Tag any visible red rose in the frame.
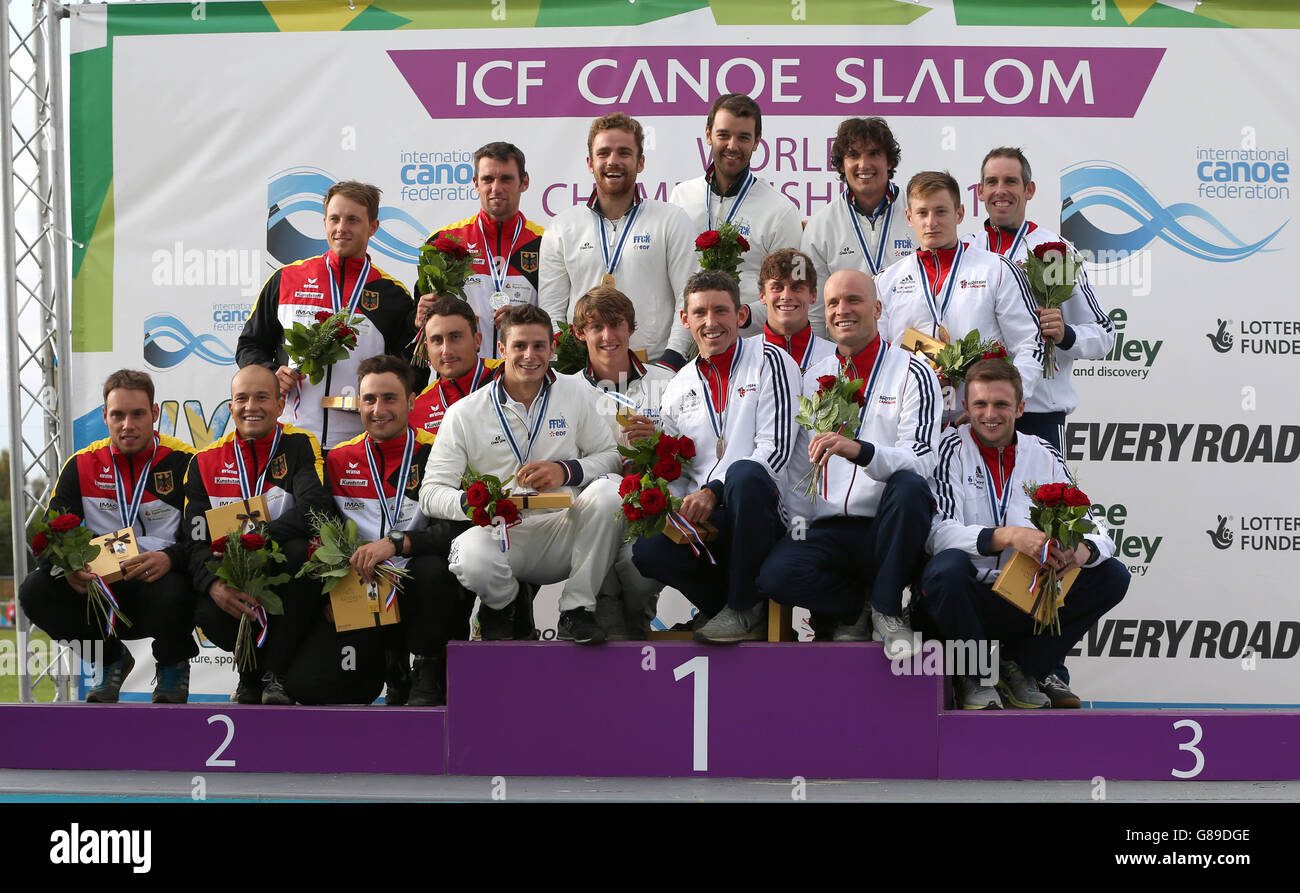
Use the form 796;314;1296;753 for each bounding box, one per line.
852;384;867;407
465;481;491;508
678;437;696;460
432;235;470;258
240;533;266;551
654;435;680;460
496;498;521;525
1034;483;1068;506
816;375;837;395
31;531;48;554
622;504;645;522
695;231;722;251
639;487;667;515
472;508;490;526
981;343;1009;360
338;326;356;341
308;537;322;560
314;311;332;323
1063;487;1091;508
211;535;229;556
1031;241;1069;262
736;235;750;252
50;513;81;533
619;474;642;497
652;459;682;482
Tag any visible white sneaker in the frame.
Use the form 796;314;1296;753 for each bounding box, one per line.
871;608;917;660
955;675;1002;710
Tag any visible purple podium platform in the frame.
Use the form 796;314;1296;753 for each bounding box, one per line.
0;703;446;775
445;641;942;778
940;710;1300;781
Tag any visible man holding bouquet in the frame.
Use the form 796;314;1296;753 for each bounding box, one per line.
757;269;941;655
185;365;334;704
237;180;417;448
420;304;623;645
920;360;1129;709
19;370;197;703
632;270;802;644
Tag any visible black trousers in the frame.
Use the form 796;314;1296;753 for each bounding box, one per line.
18;566;198;665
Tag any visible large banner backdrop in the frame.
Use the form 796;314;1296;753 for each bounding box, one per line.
69;1;1299;705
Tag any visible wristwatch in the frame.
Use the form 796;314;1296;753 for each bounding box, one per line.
387;528;406;556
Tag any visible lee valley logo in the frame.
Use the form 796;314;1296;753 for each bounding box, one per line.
1073;307;1160;380
1093;502;1160;576
1207;514;1300;551
1206;317;1300;355
49;824;151;873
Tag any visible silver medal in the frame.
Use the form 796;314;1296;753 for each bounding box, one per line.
715;437;726;459
489;290;510;311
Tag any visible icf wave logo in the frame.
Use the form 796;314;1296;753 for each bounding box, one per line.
1060;160;1287;263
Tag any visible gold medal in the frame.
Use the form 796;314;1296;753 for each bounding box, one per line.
601;273;616;288
937;325;951;344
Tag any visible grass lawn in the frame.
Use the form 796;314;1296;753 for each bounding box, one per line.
0;628;65;703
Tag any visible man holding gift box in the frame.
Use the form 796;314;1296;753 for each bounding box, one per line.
288;355;468;706
920;360;1129;709
237;180;418;448
420;304;624;645
757;268;941;654
411;296;502;435
19;370;197;703
876;171;1046;418
669;94;803;337
572;285;675;639
184;364;334;704
633;269;802;644
539;113;698;370
749;248;836;373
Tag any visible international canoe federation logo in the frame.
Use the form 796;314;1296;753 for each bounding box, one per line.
1207;515;1233;550
143;314;237;370
267;165;432;269
1207;319;1233;353
1060;160;1287;263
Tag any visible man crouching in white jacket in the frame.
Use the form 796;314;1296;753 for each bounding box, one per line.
419;304;623;645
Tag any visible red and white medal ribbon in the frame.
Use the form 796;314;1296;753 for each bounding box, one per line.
667;511;717;565
252;603;270;648
1027;539;1051;597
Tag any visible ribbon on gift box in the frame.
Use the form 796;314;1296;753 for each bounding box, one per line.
102;531;133;556
666;511;717;565
236;499;263;529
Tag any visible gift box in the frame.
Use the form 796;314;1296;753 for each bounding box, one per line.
516;491;572;510
900;327;946;371
329;568;401;632
993;550;1080;624
205;495;270;538
86;528;139;584
662;517;719;546
320;395;360;411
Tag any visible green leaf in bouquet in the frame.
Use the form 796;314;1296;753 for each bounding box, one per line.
254;588;285;615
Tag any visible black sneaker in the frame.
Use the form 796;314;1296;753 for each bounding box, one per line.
261;672;293;706
478;600;517;641
151;660;191;704
407;655;446;707
232;669;262;704
384;652;411;706
86;647;135;703
557;608;607;645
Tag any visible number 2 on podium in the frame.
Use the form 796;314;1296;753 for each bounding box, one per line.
674;656;709;772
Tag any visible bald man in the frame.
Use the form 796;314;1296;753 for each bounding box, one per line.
184;364;334;705
757;268;941;654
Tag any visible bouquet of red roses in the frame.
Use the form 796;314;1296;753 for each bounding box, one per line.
413;234;478;366
618;431;696;480
1021;479;1096;635
695;220;749;282
283;309;366;385
461;464;521;550
1019;241;1082;380
207;529;290;671
551;321;589;375
794;368;866;497
616;473;683;542
30;509;133;636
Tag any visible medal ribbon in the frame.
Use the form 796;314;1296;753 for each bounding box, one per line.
89;574;120;637
988;220;1029;261
364;428;415;535
493;377;552;466
980;449;1015;528
592;200;642;279
252;603;270;647
916;242;966;338
666;511;717;565
845;186;895;276
696;337;742;447
328;254;371;317
232;426;282;501
707;169;756;231
478;213;525;293
111;432;159;532
1027;539;1052;597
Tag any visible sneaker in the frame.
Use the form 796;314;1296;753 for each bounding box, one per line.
407;656;446;707
871;608;918;660
86;647;135;703
955;674;1003;710
383;651;411;706
694;602;767;645
232;669;262;704
832;604;872;642
1040;673;1082;709
478;600;517;641
556;608;607;645
996;659;1050;709
261;672;293;706
151;660;191;704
